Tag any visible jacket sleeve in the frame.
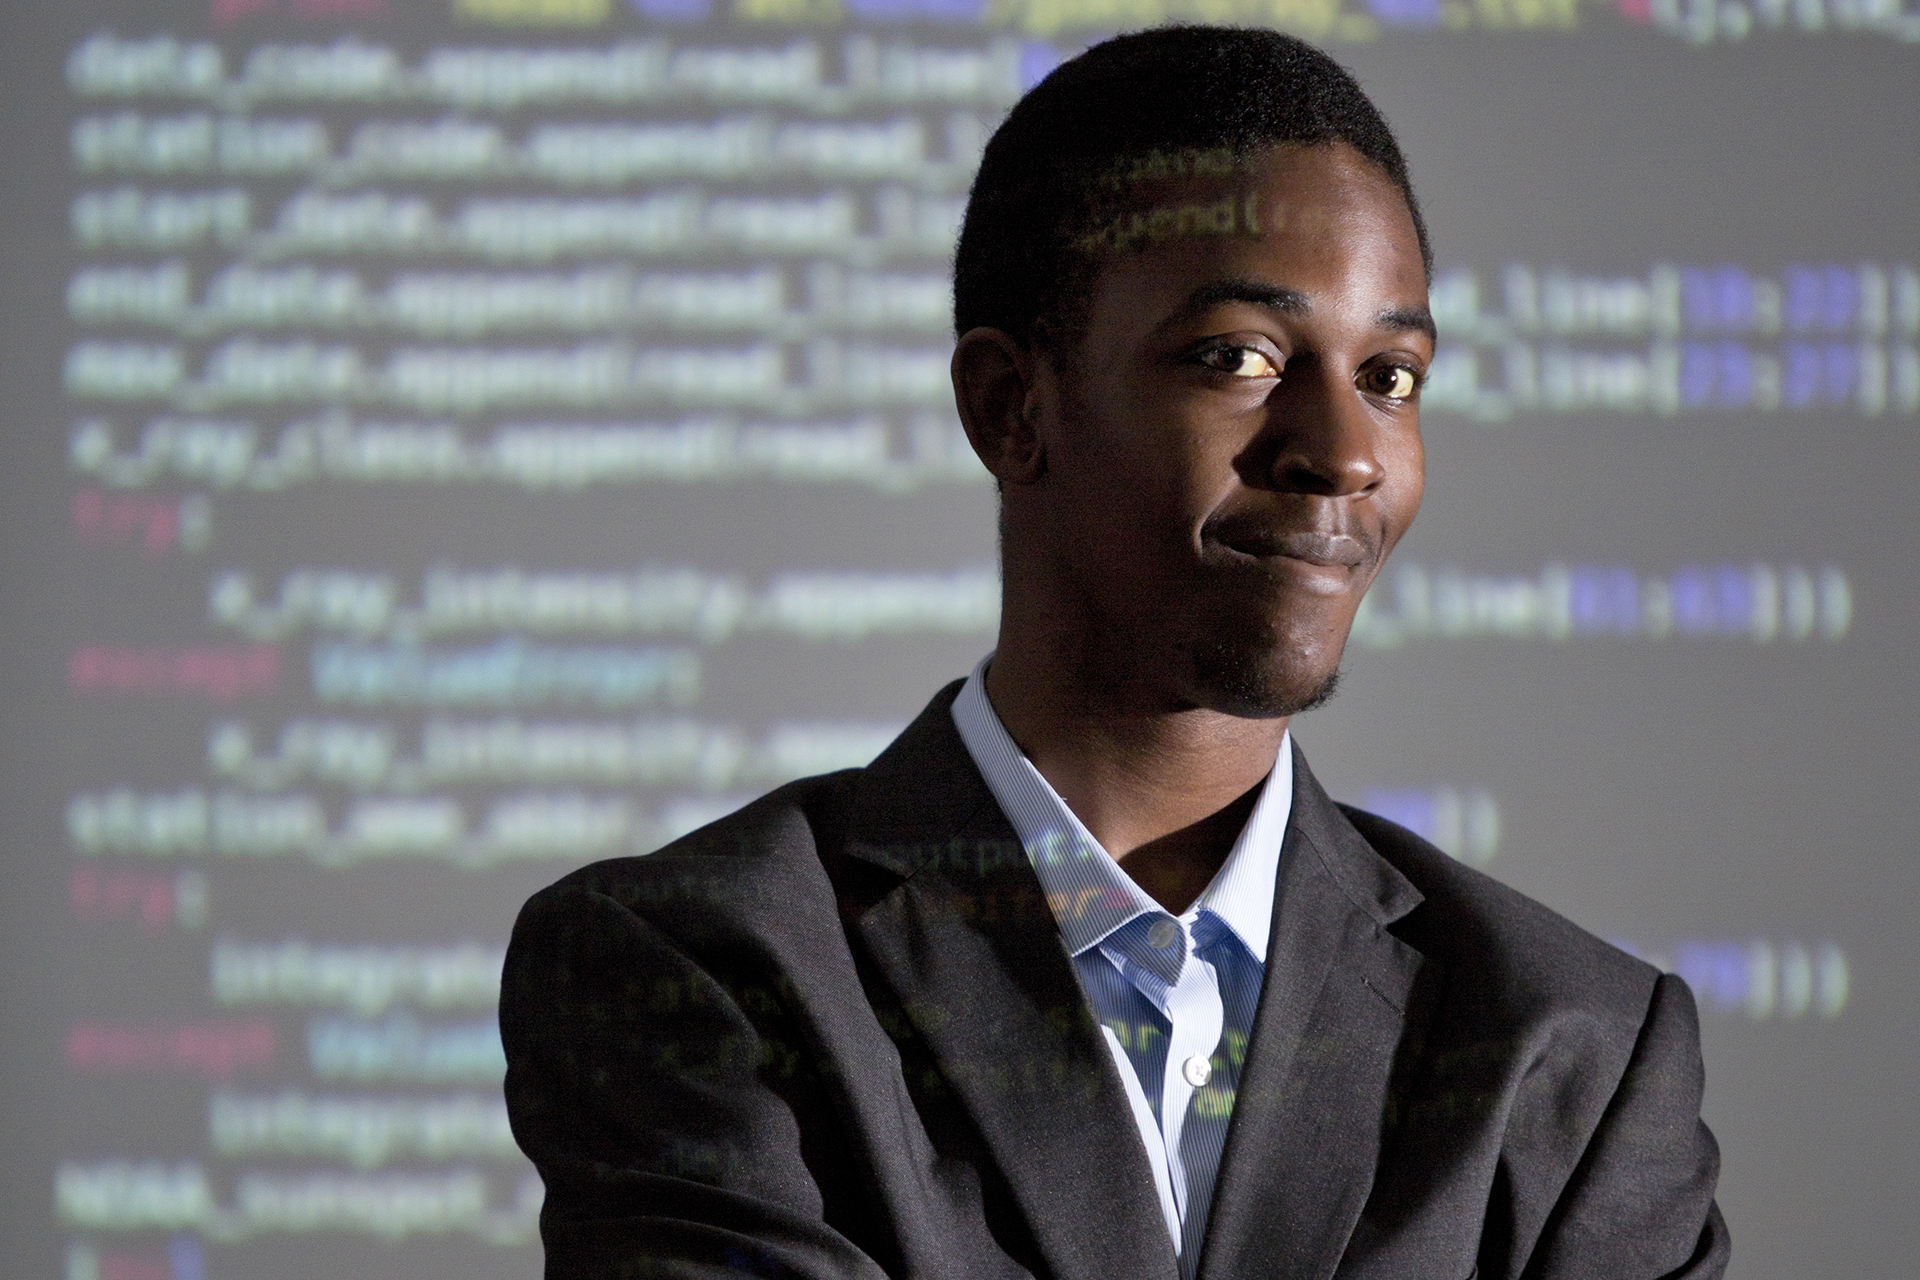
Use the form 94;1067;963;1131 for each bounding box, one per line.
1521;971;1732;1280
500;879;893;1280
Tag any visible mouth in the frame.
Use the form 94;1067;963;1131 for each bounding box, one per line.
1214;527;1372;571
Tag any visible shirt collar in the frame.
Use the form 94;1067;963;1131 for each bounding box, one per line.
950;655;1291;967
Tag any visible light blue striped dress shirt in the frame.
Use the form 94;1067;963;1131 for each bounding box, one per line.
950;657;1291;1278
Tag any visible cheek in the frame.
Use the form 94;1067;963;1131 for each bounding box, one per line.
1057;385;1228;544
1378;429;1426;544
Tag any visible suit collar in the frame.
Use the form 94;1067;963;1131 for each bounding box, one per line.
844;689;1435;1280
846;682;1180;1280
1197;740;1434;1280
1281;736;1424;930
843;680;998;874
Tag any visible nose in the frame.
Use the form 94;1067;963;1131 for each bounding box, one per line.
1244;363;1386;498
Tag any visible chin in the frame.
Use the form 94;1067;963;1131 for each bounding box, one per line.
1175;588;1353;718
1187;638;1344;719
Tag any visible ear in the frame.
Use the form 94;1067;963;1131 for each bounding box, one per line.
951;326;1050;486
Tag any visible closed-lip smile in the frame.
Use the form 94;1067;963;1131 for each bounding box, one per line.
1215;527;1370;569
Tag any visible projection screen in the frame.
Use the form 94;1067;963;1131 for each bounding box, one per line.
0;0;1914;1276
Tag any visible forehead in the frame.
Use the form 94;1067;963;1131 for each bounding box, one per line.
1074;142;1427;325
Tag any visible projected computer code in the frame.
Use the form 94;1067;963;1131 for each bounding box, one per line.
33;13;1902;1280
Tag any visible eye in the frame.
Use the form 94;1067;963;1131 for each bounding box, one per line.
1358;363;1422;401
1196;345;1280;379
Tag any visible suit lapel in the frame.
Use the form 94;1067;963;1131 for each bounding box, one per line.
1198;744;1434;1280
844;684;1179;1280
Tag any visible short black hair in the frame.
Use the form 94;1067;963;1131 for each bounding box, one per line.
952;26;1431;346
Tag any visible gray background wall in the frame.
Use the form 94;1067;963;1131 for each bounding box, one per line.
1;0;1913;1276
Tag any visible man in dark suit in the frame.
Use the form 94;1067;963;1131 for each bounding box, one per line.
501;27;1730;1280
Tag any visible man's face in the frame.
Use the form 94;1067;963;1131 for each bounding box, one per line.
1026;141;1432;718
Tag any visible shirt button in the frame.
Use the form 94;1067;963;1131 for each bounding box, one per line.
1182;1055;1213;1088
1147;918;1179;950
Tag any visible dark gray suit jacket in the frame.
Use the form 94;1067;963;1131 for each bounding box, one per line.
501;682;1730;1280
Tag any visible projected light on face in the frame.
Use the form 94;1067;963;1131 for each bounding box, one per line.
1027;142;1433;718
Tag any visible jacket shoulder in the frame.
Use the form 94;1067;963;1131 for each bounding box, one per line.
1338;802;1660;1024
523;769;865;930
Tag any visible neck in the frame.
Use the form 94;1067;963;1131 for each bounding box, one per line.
984;620;1289;914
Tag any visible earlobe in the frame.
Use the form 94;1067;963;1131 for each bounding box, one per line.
951;326;1047;485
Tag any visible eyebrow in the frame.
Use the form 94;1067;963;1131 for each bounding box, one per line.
1179;278;1310;318
1178;280;1439;343
1378;304;1438;342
